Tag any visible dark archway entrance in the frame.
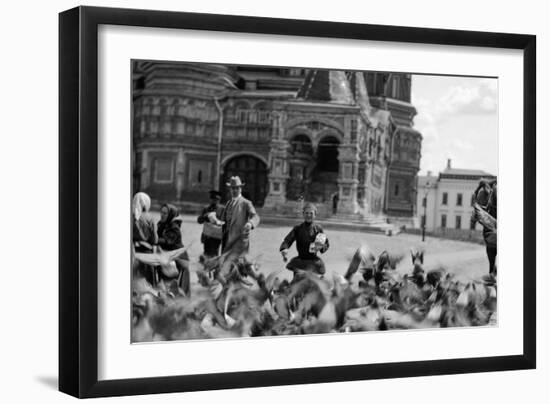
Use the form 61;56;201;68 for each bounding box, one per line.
221;155;268;207
317;136;340;172
309;135;340;203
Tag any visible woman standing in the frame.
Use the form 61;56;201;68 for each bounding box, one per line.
471;180;497;277
157;204;191;295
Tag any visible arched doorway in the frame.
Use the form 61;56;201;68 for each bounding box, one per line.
309;135;340;203
221;155;268;207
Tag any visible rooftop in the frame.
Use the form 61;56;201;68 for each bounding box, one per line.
296;70;355;105
417;175;439;188
441;167;495;177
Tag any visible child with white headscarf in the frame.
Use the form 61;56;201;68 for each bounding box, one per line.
132;192;157;253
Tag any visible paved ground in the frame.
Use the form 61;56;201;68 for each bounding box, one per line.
151;213;489;284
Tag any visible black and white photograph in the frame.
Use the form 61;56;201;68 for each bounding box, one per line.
130;61;498;342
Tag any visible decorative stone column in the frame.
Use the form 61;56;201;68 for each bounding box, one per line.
263;112;290;208
263;138;290;208
336;142;360;214
139;150;150;190
356;161;367;210
175;148;185;201
356;120;369;213
335;116;360;214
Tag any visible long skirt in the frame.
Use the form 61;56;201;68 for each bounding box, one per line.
286;256;326;275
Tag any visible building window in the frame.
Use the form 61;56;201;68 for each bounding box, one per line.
161;120;171;135
391;76;400;98
441;214;447;228
189;160;212;190
394;183;400;196
422;197;427;207
456;193;463;206
442;192;448;205
455;215;462;229
176;121;185;134
153;158;174;183
286;68;304;77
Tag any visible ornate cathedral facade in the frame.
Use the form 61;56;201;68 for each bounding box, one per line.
132;62;422;218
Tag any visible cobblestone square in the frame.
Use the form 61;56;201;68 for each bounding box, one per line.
170;214;488;284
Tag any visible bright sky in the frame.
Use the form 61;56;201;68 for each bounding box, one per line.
411;75;498;176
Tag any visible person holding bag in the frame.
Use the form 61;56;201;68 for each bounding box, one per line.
197;190;225;259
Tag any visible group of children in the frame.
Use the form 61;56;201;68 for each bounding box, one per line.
132;186;331;294
132;192;190;294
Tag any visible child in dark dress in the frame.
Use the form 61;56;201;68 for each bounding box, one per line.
279;203;329;280
157;204;190;295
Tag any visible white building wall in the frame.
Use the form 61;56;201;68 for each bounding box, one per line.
416;185;438;230
416;176;487;231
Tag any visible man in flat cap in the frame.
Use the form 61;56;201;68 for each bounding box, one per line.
197;190;225;259
218;176;260;281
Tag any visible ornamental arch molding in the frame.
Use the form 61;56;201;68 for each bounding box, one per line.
220;152;269;169
284;116;345;136
315;128;343;147
286;127;315;145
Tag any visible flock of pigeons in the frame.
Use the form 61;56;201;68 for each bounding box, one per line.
132;246;497;342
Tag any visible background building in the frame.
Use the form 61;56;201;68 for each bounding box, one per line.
416;159;496;238
132;62;422;220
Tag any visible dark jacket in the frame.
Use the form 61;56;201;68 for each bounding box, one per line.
221;196;260;255
487;184;497;219
197;202;224;223
157;218;183;250
280;222;329;260
157;204;184;251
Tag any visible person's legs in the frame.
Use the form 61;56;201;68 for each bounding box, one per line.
218;251;240;284
141;264;158;286
486;246;497;275
204;237;221;257
312;257;326;275
286;257;305;283
175;252;190;295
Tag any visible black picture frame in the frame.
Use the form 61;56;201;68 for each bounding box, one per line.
59;5;536;398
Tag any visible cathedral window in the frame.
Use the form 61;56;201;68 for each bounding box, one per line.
152;103;160;116
153;158;174;183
